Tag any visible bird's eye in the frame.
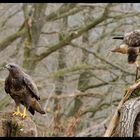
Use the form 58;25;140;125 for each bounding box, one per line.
10;65;14;68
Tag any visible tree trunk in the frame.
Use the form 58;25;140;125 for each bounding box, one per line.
22;3;47;73
67;30;91;117
52;16;67;136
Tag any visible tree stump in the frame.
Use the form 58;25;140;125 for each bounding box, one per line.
0;112;38;137
112;97;140;137
104;67;140;137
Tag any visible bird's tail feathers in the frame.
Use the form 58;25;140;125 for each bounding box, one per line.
28;106;35;115
31;99;46;114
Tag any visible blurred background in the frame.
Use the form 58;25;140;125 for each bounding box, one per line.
0;3;139;136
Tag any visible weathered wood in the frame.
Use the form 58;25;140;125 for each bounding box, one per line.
112;97;140;137
104;67;140;137
104;79;140;137
0;112;37;137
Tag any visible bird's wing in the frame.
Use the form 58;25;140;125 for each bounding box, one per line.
124;31;140;47
23;74;40;100
4;76;10;94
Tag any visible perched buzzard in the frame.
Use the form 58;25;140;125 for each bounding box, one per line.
111;30;140;66
4;63;45;118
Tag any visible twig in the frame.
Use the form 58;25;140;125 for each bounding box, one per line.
70;42;135;76
37;4;112;61
41;92;104;101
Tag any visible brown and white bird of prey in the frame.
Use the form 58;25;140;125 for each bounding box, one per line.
4;63;45;118
111;30;140;67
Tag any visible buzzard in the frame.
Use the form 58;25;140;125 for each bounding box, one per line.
4;63;45;118
111;30;140;67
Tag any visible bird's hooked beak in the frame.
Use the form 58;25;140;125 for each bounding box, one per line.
111;44;128;54
4;64;10;69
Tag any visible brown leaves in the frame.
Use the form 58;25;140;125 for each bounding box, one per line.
64;109;81;137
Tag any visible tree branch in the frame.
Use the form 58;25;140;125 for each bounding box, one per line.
83;77;118;91
0;27;25;52
45;4;77;22
49;63;108;79
70;42;135;76
41;92;104;101
36;4;112;61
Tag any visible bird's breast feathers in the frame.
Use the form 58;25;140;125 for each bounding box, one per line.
8;77;28;96
10;77;24;90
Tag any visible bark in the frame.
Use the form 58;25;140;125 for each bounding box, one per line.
112;97;140;137
105;67;140;137
104;82;139;136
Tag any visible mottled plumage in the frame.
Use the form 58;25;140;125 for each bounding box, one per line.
4;63;45;117
113;30;140;47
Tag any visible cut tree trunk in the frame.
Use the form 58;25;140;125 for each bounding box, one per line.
104;66;140;137
0;112;38;137
112;97;140;137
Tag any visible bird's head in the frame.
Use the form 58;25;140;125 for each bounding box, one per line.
4;63;22;77
5;63;19;70
111;44;128;54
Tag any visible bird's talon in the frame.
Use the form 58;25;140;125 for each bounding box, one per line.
136;79;140;83
20;114;27;118
12;111;21;116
